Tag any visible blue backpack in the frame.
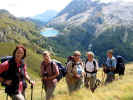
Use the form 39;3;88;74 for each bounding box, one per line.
0;56;13;63
51;59;67;82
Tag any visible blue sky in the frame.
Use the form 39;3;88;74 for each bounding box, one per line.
0;0;133;17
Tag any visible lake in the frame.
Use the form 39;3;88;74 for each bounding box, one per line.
40;28;59;37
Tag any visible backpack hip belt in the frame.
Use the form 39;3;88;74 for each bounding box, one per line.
85;70;97;74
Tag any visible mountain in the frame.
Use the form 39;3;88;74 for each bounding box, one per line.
22;17;47;28
31;10;58;23
0;9;52;75
46;0;133;62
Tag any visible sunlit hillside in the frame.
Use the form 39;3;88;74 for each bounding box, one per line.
0;63;133;100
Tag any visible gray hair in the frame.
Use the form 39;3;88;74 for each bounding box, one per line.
86;51;94;57
73;50;81;56
42;51;50;56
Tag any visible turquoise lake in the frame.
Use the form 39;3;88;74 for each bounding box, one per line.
40;28;59;37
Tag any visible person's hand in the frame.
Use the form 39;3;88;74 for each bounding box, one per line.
81;72;85;77
43;77;48;80
94;69;97;72
4;80;12;86
29;80;35;86
74;74;81;79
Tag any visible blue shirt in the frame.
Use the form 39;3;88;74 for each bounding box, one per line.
76;63;84;75
106;56;116;68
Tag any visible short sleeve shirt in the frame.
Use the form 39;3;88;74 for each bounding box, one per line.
106;56;117;68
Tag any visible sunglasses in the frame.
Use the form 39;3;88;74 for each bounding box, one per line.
74;55;80;57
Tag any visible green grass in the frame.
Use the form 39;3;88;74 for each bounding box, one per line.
0;43;66;78
1;63;133;100
0;43;133;100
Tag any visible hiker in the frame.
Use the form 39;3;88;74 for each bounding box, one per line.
84;51;99;92
40;51;59;100
66;51;84;94
104;49;116;84
0;45;35;100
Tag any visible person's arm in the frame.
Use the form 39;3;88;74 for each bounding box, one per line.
0;61;9;74
24;64;35;85
72;65;81;79
96;60;99;71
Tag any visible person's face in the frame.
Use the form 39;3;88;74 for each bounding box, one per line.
87;54;93;61
107;52;112;58
15;48;24;60
43;53;51;62
73;53;80;62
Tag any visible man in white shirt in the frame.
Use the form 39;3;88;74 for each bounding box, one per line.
84;51;99;92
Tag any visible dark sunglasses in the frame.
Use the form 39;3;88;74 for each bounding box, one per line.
74;55;80;57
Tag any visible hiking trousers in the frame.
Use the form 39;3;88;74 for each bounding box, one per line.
105;72;115;84
11;93;25;100
84;74;96;91
44;86;55;100
66;78;83;94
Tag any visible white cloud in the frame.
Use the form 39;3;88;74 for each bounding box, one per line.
0;0;133;17
93;0;133;3
0;0;72;17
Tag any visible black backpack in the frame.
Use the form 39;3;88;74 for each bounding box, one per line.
115;56;125;74
51;59;67;82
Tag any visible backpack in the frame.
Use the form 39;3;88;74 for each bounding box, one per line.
0;56;13;82
0;56;13;63
85;59;97;73
51;59;67;82
66;56;74;65
115;56;125;74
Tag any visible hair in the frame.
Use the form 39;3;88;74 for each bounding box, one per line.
107;49;113;54
73;50;81;56
42;51;51;56
86;51;94;57
12;45;26;59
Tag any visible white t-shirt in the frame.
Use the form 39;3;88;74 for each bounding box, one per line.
85;60;99;72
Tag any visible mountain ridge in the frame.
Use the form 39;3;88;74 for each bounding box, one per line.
46;0;133;62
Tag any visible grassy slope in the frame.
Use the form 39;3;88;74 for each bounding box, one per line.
1;63;132;100
0;43;133;100
52;63;133;100
0;43;66;77
30;63;133;100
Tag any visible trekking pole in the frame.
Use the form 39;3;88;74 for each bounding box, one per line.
101;70;105;86
41;82;44;100
6;94;8;100
31;85;33;100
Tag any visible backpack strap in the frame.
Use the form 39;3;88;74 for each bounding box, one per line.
93;60;97;73
51;61;55;74
71;61;76;73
